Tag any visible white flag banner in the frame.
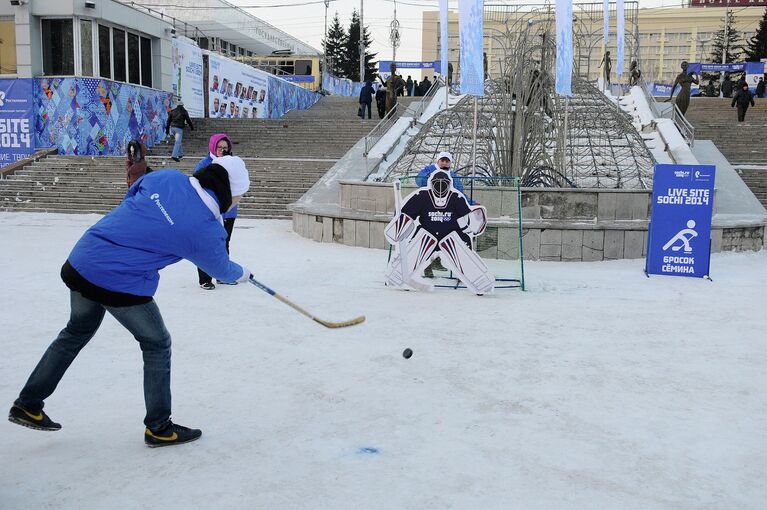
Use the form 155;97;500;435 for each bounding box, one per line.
603;0;609;47
556;0;573;96
458;0;484;96
440;0;449;78
617;0;625;75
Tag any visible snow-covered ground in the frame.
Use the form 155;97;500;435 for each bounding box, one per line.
1;213;765;509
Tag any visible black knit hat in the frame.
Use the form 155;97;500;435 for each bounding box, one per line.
193;163;232;213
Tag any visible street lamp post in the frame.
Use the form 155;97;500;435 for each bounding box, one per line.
359;0;365;82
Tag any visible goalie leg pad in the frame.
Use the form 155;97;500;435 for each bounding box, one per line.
385;228;439;289
437;231;495;295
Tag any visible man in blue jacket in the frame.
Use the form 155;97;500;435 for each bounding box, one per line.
8;156;252;448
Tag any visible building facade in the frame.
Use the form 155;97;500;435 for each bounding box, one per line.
421;5;765;85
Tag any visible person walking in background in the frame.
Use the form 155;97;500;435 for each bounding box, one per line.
194;134;239;290
732;82;755;123
756;77;765;99
721;74;733;98
8;156;252;447
406;76;414;97
358;80;374;120
165;99;194;162
125;140;151;188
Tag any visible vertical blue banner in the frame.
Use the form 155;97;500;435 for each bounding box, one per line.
440;0;449;79
458;0;485;96
0;78;34;168
555;0;573;97
645;164;716;278
616;0;625;75
603;0;609;47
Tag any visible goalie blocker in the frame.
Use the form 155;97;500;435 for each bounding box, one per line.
385;171;494;295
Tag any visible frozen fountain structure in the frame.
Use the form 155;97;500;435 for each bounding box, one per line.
290;2;767;259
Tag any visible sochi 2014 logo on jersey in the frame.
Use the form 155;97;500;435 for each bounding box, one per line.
428;211;453;222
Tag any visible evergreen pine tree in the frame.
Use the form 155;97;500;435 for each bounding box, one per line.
710;10;745;64
342;9;378;82
744;7;767;62
322;12;348;76
705;10;746;83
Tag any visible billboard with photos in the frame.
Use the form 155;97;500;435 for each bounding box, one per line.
208;54;270;120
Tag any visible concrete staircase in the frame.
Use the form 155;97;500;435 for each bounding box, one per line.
684;98;767;166
0;95;411;218
683;98;767;209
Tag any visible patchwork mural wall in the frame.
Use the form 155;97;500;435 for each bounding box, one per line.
267;74;321;119
35;77;171;156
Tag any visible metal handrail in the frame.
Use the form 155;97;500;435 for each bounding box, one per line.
410;77;444;124
364;102;400;157
669;103;695;148
638;78;661;118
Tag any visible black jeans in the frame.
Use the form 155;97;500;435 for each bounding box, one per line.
737;106;748;122
360;102;372;119
17;291;172;429
198;217;236;284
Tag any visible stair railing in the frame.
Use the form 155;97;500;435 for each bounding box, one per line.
409;77;444;125
364;102;400;158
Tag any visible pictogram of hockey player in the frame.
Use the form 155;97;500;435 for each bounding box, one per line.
384;170;495;295
663;219;697;254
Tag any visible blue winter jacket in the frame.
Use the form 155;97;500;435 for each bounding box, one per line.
415;164;475;204
195;155;237;219
67;169;245;297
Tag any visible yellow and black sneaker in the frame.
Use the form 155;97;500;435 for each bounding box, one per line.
144;421;202;448
8;403;62;431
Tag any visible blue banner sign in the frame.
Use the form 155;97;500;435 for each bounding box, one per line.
281;76;316;83
0;78;34;168
646;164;716;278
687;62;764;74
378;60;439;71
555;0;573;96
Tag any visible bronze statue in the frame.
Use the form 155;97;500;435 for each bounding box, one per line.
629;60;641;87
599;51;612;86
665;61;698;115
380;63;405;115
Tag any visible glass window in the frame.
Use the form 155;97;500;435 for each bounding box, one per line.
295;59;312;76
42;19;74;75
127;32;140;84
0;19;17;74
112;28;126;82
80;19;93;77
98;24;111;78
140;37;152;87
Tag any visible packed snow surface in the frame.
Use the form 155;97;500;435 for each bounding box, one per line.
1;213;765;509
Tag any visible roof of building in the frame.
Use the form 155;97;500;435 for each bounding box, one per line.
120;0;320;56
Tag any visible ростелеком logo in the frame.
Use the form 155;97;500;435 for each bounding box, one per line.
150;193;159;200
0;90;6;107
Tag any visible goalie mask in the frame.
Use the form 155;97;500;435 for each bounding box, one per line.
427;170;453;207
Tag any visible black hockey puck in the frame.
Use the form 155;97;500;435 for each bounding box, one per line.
402;348;413;359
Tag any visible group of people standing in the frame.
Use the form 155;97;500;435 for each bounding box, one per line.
358;64;438;120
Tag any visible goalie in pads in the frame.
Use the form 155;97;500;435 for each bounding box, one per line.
385;170;495;295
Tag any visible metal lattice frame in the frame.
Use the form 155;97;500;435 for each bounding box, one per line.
376;2;654;189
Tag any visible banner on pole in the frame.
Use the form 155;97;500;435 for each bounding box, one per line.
0;78;34;168
645;164;716;278
440;0;449;81
171;39;204;118
555;0;573;96
603;0;609;47
458;0;484;96
616;0;624;75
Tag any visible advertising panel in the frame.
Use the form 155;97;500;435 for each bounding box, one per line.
171;38;204;118
0;78;34;168
208;54;270;119
645;164;716;278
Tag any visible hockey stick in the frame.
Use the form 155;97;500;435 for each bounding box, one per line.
248;276;365;329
